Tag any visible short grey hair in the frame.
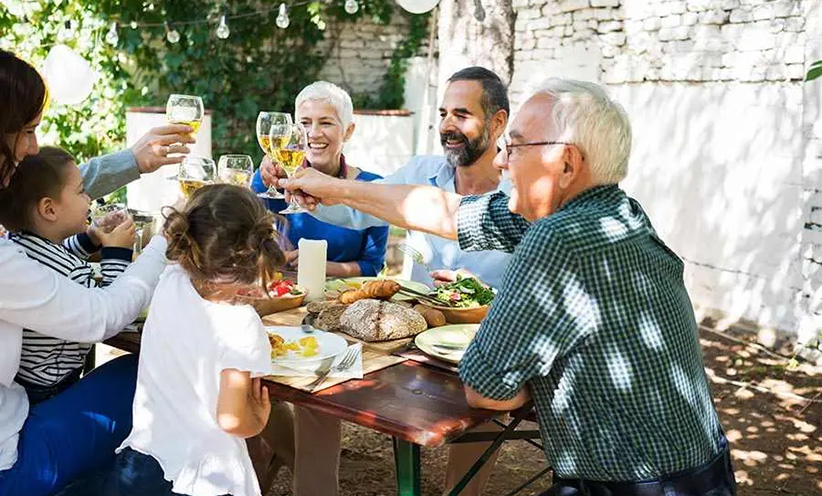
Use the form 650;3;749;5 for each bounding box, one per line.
295;81;354;130
528;78;632;184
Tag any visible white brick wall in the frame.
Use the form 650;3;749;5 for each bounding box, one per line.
438;0;820;339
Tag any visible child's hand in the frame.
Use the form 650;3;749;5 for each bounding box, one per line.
98;218;136;249
249;378;271;427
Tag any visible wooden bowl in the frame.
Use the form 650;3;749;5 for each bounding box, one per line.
239;293;306;317
420;303;489;324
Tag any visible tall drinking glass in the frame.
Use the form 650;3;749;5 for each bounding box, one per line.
256;111;292;199
218;154;254;187
166;94;204;134
179;156;216;199
275;123;308;214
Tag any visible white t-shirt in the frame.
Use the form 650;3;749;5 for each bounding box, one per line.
119;264;272;496
0;235;168;472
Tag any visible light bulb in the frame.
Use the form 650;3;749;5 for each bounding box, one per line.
105;22;119;46
216;15;230;39
344;0;359;14
276;3;290;29
166;23;180;43
57;20;72;43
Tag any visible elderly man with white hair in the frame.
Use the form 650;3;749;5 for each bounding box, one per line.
280;78;737;496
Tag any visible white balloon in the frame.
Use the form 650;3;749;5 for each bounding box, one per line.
41;44;97;105
395;0;439;14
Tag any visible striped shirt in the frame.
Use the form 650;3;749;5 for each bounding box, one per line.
10;231;133;387
457;185;725;481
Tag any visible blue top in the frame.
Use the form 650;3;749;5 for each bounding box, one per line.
251;168;389;277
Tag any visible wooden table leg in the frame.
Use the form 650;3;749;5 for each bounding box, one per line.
393;437;421;496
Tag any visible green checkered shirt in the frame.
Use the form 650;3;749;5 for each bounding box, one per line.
457;185;724;482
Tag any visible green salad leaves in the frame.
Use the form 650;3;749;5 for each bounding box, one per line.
432;276;495;308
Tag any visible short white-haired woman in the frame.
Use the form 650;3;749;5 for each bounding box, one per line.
250;81;388;278
249;82;388;494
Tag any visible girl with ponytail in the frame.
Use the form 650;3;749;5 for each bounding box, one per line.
94;184;286;496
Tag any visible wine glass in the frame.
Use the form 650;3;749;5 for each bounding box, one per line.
166;94;204;134
178;156;216;199
274;123;308;215
218;154;254;187
256;111;292;199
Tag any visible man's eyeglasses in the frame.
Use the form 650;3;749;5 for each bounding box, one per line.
496;135;573;162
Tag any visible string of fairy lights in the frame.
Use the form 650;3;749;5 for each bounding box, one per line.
83;0;435;46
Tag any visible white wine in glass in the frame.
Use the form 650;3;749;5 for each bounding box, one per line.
256;111;292;199
179;156;216;199
275;123;308;214
218;154;254;187
166;94;204;135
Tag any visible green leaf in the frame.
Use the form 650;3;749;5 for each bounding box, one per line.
807;65;822;82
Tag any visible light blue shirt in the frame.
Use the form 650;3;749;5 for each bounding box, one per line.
311;156;513;288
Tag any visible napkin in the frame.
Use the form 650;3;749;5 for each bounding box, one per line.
269;343;363;379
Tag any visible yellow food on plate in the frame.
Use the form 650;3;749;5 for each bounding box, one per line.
299;336;319;357
268;333;321;359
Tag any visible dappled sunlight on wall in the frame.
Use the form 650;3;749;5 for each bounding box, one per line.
615;82;806;332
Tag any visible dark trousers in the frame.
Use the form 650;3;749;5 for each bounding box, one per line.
542;442;736;496
57;448;232;496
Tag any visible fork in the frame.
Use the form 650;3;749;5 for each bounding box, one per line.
398;244;432;273
307;346;359;392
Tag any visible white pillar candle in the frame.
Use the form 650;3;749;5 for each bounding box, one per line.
297;238;327;302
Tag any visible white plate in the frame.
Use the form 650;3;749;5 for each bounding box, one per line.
414;324;480;364
266;326;348;365
325;277;430;302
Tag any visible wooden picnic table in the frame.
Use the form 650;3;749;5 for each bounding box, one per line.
105;315;503;496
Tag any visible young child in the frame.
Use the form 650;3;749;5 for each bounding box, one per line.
0;146;136;404
101;184;283;496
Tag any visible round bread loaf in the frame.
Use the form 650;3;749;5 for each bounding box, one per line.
339;299;427;341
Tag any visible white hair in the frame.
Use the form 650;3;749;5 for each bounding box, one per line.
527;78;632;184
295;81;354;130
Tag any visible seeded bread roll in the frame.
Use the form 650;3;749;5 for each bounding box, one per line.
307;300;341;314
315;304;348;331
339;299;427;341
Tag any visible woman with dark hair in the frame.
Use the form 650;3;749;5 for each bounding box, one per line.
0;49;192;496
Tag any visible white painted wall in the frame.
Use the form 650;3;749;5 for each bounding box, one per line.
613;83;805;332
344;112;415;177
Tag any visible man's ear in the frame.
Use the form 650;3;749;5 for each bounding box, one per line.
490;109;508;140
37;197;58;223
559;144;586;189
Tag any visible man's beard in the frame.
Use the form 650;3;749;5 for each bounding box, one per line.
441;125;491;167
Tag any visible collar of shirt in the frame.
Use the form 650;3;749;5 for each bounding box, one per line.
557;184;621;213
424;157;511;195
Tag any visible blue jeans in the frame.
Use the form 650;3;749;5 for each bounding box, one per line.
0;354;138;496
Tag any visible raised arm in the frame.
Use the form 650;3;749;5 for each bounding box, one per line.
81;124;194;199
281;168;462;241
0;235;167;342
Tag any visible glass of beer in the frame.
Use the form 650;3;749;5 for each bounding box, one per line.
166;94;204;135
275;123;308;214
256;111;292;199
218;154;254;187
178;156;215;198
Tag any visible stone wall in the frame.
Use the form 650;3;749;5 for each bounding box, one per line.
316;13;428;99
437;0;820;339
